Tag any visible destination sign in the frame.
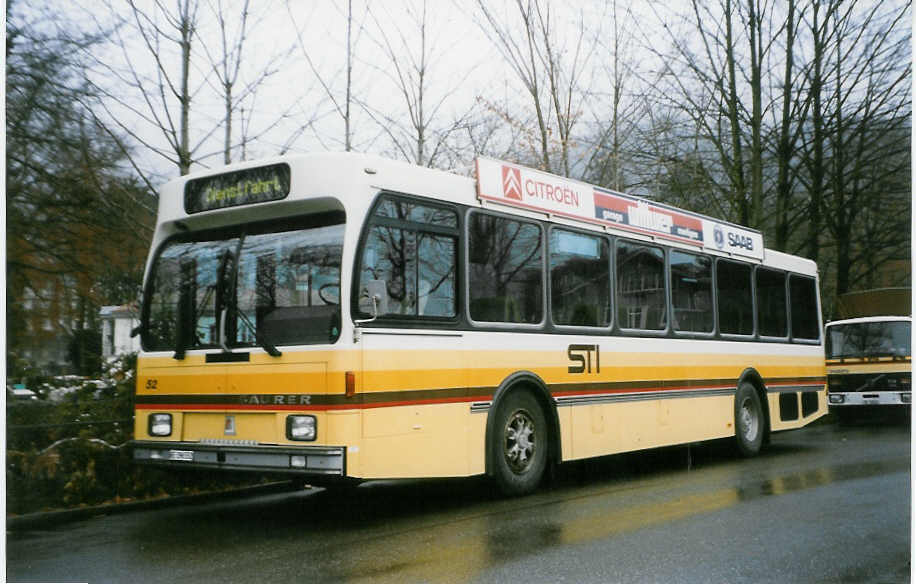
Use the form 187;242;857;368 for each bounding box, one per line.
184;163;291;214
476;157;764;260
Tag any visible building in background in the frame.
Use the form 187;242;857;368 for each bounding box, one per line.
100;304;141;358
7;276;83;375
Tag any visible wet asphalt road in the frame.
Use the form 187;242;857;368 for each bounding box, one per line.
7;416;911;584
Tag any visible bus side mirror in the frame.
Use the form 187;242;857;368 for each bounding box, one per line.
353;289;380;343
355;290;380;324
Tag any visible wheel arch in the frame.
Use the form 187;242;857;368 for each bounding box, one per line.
737;367;771;442
484;371;561;477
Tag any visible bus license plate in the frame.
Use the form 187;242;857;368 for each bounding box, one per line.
168;450;194;462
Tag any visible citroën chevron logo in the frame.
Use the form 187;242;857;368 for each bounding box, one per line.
502;166;523;201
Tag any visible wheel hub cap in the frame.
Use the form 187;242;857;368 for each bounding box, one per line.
740;398;759;441
504;410;536;473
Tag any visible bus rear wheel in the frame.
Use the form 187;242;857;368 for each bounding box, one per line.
735;382;765;456
491;390;548;496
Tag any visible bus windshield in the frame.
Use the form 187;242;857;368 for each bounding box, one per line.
826;321;911;359
143;217;344;353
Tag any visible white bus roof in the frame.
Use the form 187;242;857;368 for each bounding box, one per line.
155;152;815;274
826;316;912;327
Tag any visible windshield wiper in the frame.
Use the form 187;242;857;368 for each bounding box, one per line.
172;259;198;360
173;290;191;360
235;308;282;357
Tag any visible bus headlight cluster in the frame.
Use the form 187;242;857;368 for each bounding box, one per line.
149;413;172;436
828;394;845;404
286;415;317;441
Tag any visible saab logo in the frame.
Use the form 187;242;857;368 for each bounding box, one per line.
714;224;725;250
502;166;522;201
728;232;754;250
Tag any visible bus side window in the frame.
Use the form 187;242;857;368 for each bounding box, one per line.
357;196;458;319
468;212;543;324
616;240;666;331
756;268;787;338
717;260;753;336
671;250;713;334
789;275;819;341
549;229;610;328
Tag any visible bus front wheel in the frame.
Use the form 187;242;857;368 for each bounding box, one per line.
735;382;765;456
491;390;548;496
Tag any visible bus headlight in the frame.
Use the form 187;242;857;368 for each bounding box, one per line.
828;394;845;404
149;413;172;436
287;415;317;441
901;392;911;404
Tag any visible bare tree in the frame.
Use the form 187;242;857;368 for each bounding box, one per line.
581;0;644;192
795;0;839;262
645;0;756;226
361;0;478;168
475;0;594;176
820;2;911;295
206;0;248;164
743;0;764;229
772;0;801;251
649;0;909;312
78;0;205;177
201;0;293;164
7;3;154;373
287;0;367;152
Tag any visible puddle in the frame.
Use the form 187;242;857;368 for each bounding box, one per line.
736;458;910;502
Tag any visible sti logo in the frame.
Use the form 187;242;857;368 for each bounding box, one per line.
502;166;523;201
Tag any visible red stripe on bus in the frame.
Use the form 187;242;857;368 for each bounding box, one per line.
134;395;495;411
551;384;735;397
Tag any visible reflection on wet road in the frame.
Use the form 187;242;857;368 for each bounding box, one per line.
7;421;910;584
302;441;909;582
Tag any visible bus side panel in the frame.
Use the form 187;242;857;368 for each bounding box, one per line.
566;396;735;461
359;403;473;478
760;347;828;432
359;334;473;479
767;388;828;432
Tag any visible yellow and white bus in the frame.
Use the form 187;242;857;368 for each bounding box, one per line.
132;153;827;495
825;316;911;420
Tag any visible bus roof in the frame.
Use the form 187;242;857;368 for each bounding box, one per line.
155;152;814;273
826;315;912;327
476;157;764;261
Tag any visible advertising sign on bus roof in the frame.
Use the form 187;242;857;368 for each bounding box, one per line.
475;157;764;260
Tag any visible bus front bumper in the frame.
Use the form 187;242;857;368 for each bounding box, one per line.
828;392;911;406
132;441;345;476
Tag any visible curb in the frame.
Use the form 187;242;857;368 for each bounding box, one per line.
6;481;297;531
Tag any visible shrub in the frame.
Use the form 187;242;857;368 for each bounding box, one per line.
6;353;264;515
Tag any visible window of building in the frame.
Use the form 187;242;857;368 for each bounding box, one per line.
671;250;713;333
468;212;543;324
550;229;610;327
616;240;666;331
22;287;35;310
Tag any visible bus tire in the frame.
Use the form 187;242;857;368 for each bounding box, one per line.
735;381;765;456
491;390;548;496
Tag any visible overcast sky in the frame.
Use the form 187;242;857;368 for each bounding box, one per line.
21;0;659;184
